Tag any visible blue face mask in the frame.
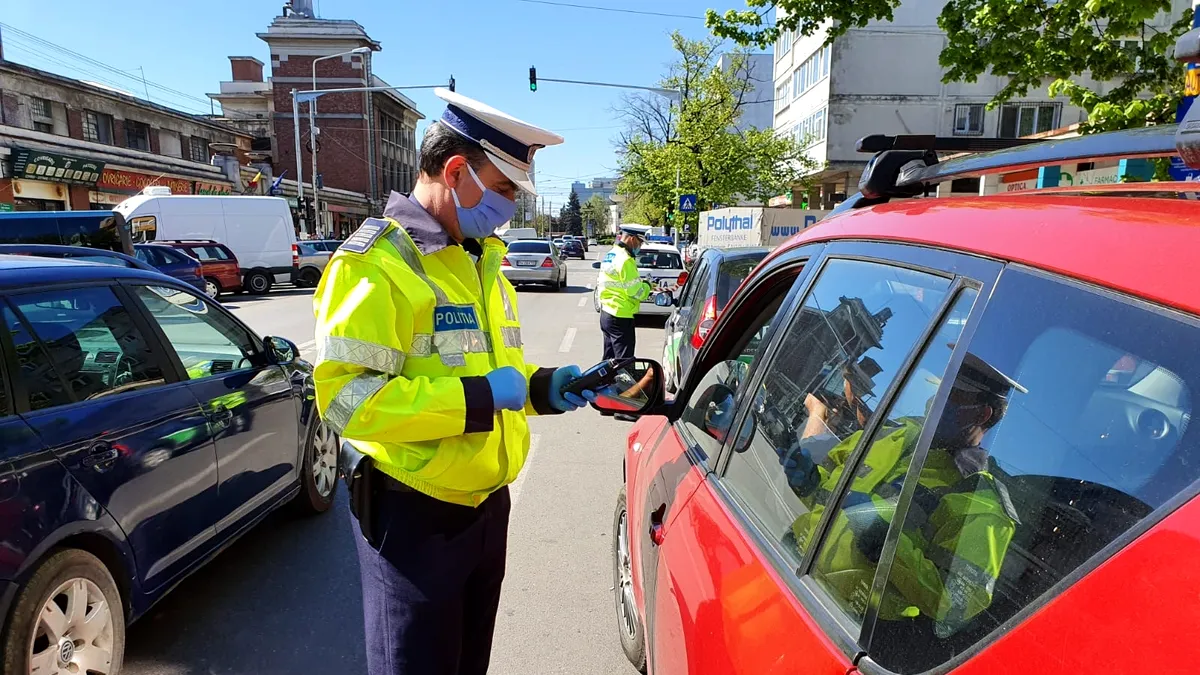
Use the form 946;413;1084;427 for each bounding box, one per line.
452;164;517;239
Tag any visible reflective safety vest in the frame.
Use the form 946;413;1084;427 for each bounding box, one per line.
598;244;651;319
312;216;549;507
788;420;1017;636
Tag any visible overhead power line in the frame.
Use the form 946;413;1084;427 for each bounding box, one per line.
512;0;705;20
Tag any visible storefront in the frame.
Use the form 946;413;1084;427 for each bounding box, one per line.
4;146;104;211
91;168;195;207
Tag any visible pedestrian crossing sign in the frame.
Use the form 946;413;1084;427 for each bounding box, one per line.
679;194;697;213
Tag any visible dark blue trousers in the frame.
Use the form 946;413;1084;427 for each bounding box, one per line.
355;483;510;675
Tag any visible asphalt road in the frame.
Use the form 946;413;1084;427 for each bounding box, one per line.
122;253;668;675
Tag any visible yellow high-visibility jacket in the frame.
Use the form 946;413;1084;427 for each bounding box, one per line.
598;244;651;318
312;203;558;507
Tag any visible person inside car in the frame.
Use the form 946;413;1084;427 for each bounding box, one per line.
778;353;1023;637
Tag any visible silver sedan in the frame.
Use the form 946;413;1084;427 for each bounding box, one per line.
501;239;567;291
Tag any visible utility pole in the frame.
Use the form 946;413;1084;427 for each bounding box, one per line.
291;89;307;236
674;165;681;247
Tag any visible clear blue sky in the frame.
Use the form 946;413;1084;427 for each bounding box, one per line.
1;0;751;212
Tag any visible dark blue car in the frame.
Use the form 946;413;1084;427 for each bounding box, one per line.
133;244;205;292
0;253;338;673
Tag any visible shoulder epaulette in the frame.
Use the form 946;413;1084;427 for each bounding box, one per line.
339;218;393;254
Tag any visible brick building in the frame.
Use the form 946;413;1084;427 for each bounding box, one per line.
1;59;251;212
209;0;424;236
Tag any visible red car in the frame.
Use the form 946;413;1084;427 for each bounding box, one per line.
158;239;242;298
595;125;1200;675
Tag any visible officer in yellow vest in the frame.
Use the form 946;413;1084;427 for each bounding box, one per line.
777;353;1023;636
597;224;652;359
312;89;599;675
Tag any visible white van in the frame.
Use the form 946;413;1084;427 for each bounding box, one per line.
114;193;297;294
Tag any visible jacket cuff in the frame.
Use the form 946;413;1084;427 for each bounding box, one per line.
462;376;495;433
528;367;564;416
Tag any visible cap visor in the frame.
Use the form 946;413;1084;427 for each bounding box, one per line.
484;149;537;196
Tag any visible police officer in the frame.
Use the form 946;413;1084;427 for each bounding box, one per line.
597;224;652;359
312;89;600;675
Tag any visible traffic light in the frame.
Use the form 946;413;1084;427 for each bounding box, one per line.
529;66;537;92
448;75;456;92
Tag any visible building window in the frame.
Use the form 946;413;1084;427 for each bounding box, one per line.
953;104;985;136
379;112;415;195
790;46;830;100
188;137;210;162
83;110;114;144
31;96;55;133
126;120;151;151
999;103;1060;138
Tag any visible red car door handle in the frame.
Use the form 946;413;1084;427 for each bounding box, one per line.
649;505;667;546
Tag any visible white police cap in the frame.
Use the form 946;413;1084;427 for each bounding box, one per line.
434;88;563;196
618;224;651;239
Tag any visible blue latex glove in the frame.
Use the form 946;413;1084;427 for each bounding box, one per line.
485;366;528;412
549;365;599;412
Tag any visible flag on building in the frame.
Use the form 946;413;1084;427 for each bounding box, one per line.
247;170;263;189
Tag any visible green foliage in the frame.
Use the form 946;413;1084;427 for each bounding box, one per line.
709;1;1193;133
579;194;611;234
620;192;667;228
616;32;818;219
559;190;584;236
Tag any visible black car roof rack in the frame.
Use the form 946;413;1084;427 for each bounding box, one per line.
835;124;1186;214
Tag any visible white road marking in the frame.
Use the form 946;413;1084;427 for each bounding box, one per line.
558;326;577;353
585;283;593;290
510;433;540;505
297;339;316;351
577;296;588;307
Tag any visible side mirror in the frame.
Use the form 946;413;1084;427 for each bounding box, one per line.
653;291;674;308
590;358;665;418
591;261;602;270
265;336;299;364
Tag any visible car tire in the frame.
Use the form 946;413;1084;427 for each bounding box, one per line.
612;487;648;672
299;267;322;288
1;549;125;675
292;415;339;515
204;277;222;299
245;270;272;295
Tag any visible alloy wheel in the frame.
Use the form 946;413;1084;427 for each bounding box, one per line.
616;509;638;639
29;578;114;675
311;420;339;498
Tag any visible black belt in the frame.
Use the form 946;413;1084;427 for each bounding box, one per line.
379;471;415;493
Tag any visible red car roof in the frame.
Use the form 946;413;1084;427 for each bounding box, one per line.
777;191;1200;316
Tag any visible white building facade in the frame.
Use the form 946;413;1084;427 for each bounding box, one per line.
772;0;1191;206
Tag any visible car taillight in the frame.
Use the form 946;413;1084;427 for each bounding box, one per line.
501;256;511;267
541;257;555;268
691;295;718;349
291;243;299;268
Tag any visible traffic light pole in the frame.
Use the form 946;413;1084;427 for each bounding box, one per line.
533;75;680;100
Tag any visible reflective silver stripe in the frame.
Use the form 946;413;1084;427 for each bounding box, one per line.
500;325;522;349
409;331;494;359
317;336;405;375
323;373;387;434
598;278;644;291
499;285;517;321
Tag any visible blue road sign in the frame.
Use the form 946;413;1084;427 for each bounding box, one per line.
678;194;697;212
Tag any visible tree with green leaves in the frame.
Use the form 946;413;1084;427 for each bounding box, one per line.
559;190;584;236
616;31;817;232
707;0;1193;133
579;194;611;235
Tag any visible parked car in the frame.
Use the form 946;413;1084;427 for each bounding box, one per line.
293;241;332;288
157;240;243;298
0;210;135;254
501;239;567;290
592;242;685;316
560;238;586;260
134;243;205;291
601;127;1200;674
303;239;343;253
659;246;768;393
0;244;154;272
115;193;297;295
0;250;338;675
567;234;589;253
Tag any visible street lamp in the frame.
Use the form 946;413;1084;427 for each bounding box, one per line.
310;46;371;237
